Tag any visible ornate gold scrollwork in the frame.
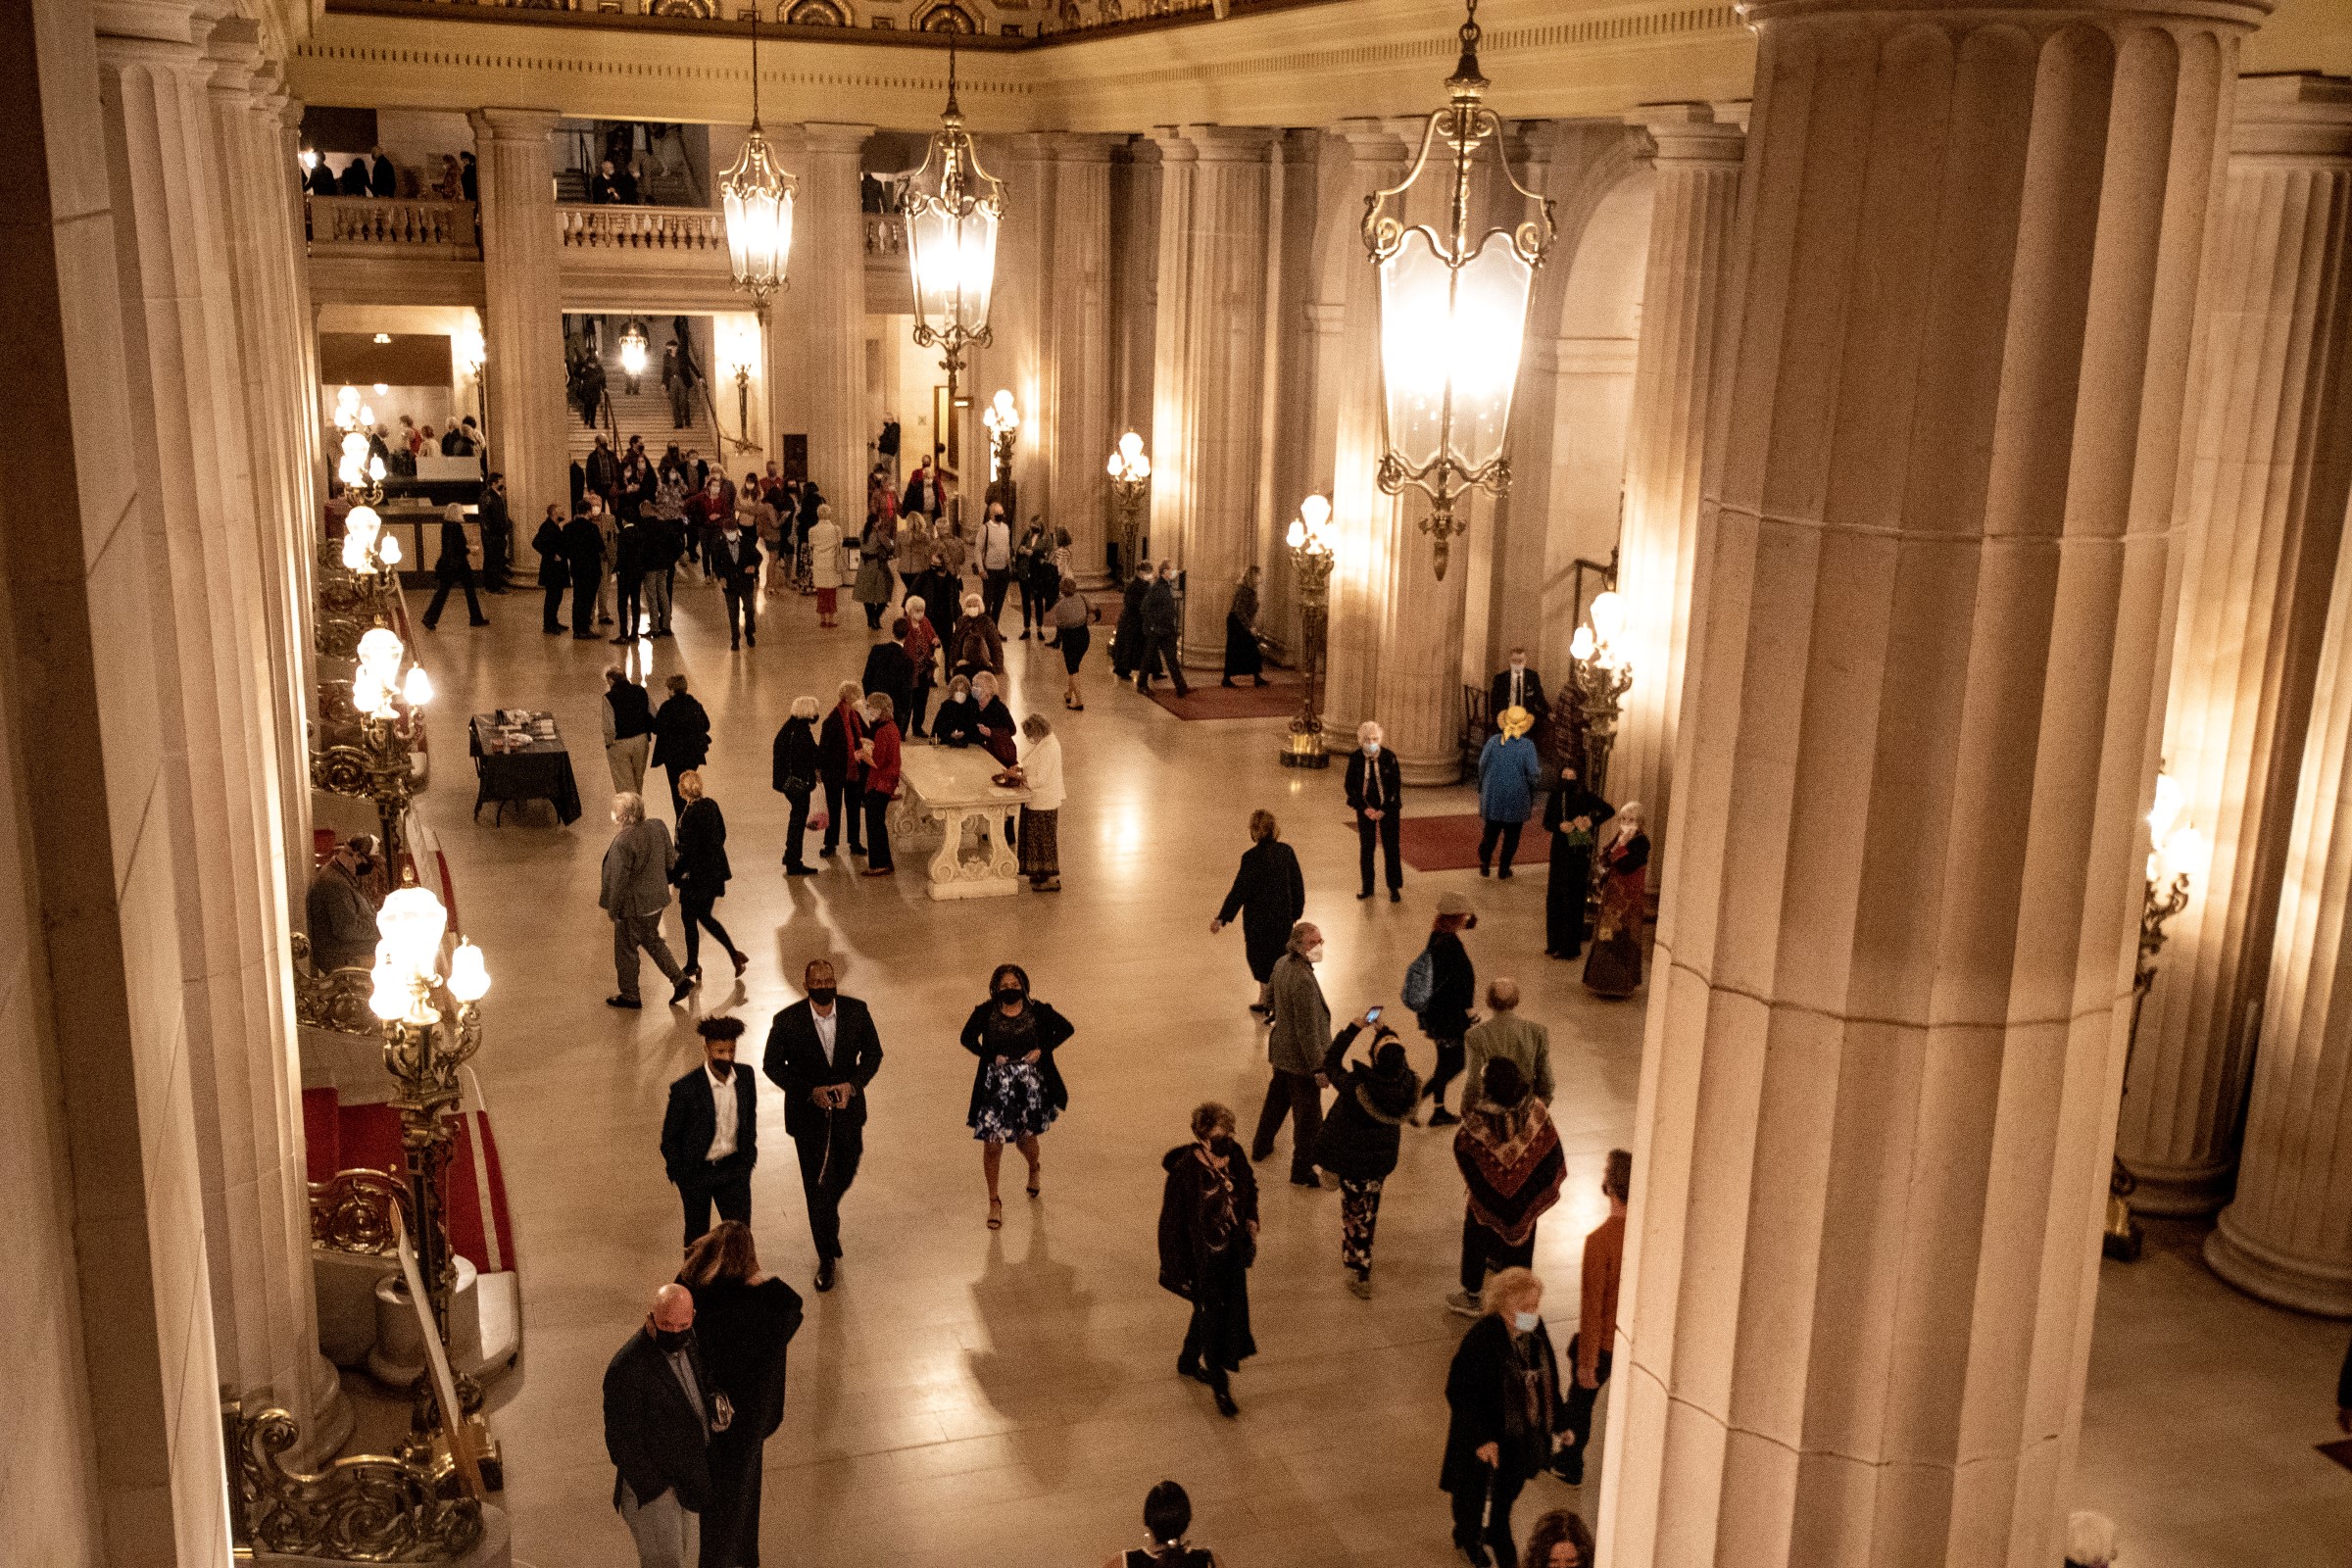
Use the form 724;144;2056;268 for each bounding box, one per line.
292;934;384;1035
222;1397;484;1562
309;1168;414;1256
317;614;370;662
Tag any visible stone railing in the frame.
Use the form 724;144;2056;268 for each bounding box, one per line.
558;203;726;254
306;195;481;260
863;211;906;257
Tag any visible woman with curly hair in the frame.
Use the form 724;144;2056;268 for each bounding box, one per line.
959;962;1077;1230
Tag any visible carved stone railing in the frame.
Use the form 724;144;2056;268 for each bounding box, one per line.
307;196;482;261
223;1397;483;1562
862;211;906;257
557;203;726;255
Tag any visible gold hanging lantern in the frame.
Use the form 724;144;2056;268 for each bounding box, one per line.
719;8;798;305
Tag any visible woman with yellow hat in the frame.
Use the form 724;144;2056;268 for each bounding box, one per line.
1475;706;1546;878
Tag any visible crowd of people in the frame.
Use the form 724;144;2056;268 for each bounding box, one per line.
303;145;476;202
326;418;1663;1566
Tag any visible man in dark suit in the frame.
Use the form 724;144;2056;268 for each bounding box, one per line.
711;515;762;650
1345;719;1405;903
420;504;488;630
1489;646;1550;739
660;1017;758;1248
564;499;608;641
761;958;883;1293
604;1282;729;1568
476;469;512;592
368;146;396;197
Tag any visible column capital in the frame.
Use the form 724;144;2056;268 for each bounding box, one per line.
1050;132;1122;165
1333;118;1412;168
1632;100;1746;166
467;107;562;143
1153;123;1275;164
800;121;874;156
2232;72;2352;162
204;14;262;93
95;0;203;45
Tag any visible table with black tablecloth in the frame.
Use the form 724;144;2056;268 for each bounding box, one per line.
468;711;582;826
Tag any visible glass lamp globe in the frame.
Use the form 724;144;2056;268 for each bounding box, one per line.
375;886;449;981
446;940;491;1004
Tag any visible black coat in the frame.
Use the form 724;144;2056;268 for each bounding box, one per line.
435;516;470;573
673;797;731;895
859;643;915;730
712;530;760;589
761;998;885;1140
1114;577;1150;647
652;694;711;771
1217;840;1305;982
1543;781;1614;844
959;999;1076;1123
1156;1139;1258;1369
659;1063;757;1187
771;716;819;797
816;704;864;787
608;681;654;742
368;153;396;197
1344;747;1403;815
604;1328;719;1513
563;514;605;577
532;518;570;588
683;1276;801;1446
1417;929;1476;1040
1441;1313;1567;1495
1144;577;1181;637
1489;666;1550;727
1313;1024;1420;1183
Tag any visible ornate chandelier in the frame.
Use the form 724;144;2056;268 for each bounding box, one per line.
905;40;1005;431
1362;0;1555;578
718;8;797;305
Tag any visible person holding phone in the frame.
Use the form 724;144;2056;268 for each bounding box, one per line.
760;960;885;1293
1313;1012;1420;1298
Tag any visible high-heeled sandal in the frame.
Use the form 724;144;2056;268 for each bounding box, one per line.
987;1197;1003;1230
1026;1168;1042;1199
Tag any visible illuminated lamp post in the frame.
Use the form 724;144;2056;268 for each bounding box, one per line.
2105;769;2207;1262
1280;494;1336;770
1106;431;1151;578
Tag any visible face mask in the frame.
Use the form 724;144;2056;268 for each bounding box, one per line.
1510;659;1526;672
808;987;837;1007
1511;1310;1540;1334
1305;944;1326;964
998;986;1024;1004
951;693;969;705
653;1327;691;1353
707;1059;733;1081
352;857;374;877
1363;742;1380;757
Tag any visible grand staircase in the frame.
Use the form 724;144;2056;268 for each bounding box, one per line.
564;337;722;470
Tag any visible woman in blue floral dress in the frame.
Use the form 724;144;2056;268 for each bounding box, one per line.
960;962;1077;1229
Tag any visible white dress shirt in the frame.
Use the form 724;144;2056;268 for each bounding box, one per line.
812;1005;838;1065
705;1063;738;1161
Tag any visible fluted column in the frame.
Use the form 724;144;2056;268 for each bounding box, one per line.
802;122;872;512
2209;522;2352;1313
469;109;566;527
2122;74;2352;1216
98;0;324;1500
1048;136;1116;580
1373;496;1474;784
1147;125;1272;662
1322;122;1409;737
1594;3;2250;1563
1608;102;1741;845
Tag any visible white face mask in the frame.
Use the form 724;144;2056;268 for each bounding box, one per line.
1363;741;1380;757
1510;659;1526;672
1511;1310;1540;1333
1305;944;1325;964
950;692;968;705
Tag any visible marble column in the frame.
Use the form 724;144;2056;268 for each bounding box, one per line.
760;124;808;470
1047;136;1116;581
99;0;329;1476
1373;494;1474;784
1321;122;1410;737
1608;102;1742;845
2121;74;2352;1216
801;123;872;514
1147;125;1272;663
469;109;566;528
1593;2;2250;1563
2207;386;2352;1313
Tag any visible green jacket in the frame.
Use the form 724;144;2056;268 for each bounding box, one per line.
1463;1012;1552;1107
1267;953;1331;1075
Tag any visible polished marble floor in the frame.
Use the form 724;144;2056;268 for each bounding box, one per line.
383;571;2352;1567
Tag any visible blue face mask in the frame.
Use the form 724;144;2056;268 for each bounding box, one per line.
1511;1310;1541;1334
1363;741;1381;757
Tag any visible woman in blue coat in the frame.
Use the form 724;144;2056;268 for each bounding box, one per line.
1476;705;1546;878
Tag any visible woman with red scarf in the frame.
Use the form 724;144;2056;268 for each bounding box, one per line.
1446;1057;1563;1318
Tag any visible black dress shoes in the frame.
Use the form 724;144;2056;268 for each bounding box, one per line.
815;1257;837;1293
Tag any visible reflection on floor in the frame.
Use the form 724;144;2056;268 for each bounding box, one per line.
374;573;2352;1566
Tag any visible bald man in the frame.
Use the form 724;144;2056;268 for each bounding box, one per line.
604;1283;731;1568
1461;978;1553;1112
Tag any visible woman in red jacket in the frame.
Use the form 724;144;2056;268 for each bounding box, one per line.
857;693;904;876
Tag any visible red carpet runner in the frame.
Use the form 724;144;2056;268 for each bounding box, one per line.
1143;673;1302;720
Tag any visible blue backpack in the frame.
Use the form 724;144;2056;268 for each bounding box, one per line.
1402;947;1436;1014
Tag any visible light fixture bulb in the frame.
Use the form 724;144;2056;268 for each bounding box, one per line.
1299;494;1332;533
2148;770;2186;846
403;665;433;708
342;533;370;571
372;382;388;396
1286;519;1305;549
368;956;409;1022
1590;590;1626;646
1571;625;1595;662
376;532;400;565
376;886;450;978
372;332;392;345
446;940;490;1003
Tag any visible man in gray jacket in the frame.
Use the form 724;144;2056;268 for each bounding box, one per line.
1462;977;1553;1111
1252;920;1331;1188
602;791;692;1009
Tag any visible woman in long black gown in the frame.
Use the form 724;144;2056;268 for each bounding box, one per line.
677;1222;803;1568
1541;764;1614;960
